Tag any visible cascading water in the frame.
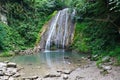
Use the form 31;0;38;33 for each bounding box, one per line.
33;8;76;68
44;8;75;51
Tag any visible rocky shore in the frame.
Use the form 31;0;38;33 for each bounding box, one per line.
0;56;120;80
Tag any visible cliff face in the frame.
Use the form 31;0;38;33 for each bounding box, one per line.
0;3;7;25
36;8;75;51
0;13;7;25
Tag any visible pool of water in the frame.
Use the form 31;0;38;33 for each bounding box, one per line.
0;50;88;76
10;50;86;66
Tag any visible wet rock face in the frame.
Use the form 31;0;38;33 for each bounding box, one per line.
37;8;75;50
0;13;7;24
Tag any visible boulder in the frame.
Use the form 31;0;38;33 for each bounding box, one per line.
63;70;72;74
102;65;112;70
5;68;17;76
0;70;4;76
0;62;7;67
0;67;6;73
63;74;68;80
44;72;61;78
91;54;99;61
36;78;42;80
81;57;88;60
57;69;73;74
9;77;14;80
77;64;81;66
0;76;9;80
13;72;21;77
7;62;17;68
102;56;110;62
64;56;69;59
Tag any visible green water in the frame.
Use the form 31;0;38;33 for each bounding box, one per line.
9;50;86;65
0;50;88;76
0;50;87;69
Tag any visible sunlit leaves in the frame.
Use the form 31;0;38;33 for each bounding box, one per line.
109;0;120;12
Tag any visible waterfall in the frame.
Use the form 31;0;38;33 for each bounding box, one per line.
38;8;75;51
45;11;61;50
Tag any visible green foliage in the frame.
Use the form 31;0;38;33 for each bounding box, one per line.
96;58;102;68
109;46;120;64
72;19;120;63
0;22;24;50
0;0;120;65
68;0;119;58
109;0;120;12
109;46;120;57
0;0;63;50
0;51;15;57
71;22;90;53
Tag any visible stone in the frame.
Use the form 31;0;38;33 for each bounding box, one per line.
102;56;110;62
4;61;9;63
63;69;73;74
91;54;99;61
36;66;41;69
22;76;38;80
64;56;69;59
13;72;21;77
30;76;38;79
100;70;109;75
44;73;61;78
57;69;73;74
17;67;24;72
93;55;98;58
5;68;17;76
102;65;112;70
103;62;113;65
9;77;14;80
36;78;42;80
75;76;84;79
7;62;17;68
57;69;62;73
87;55;92;59
44;73;50;78
0;62;7;67
1;67;7;74
63;74;68;80
77;59;81;61
2;76;9;80
0;70;4;76
77;64;81;66
81;57;87;60
14;50;20;54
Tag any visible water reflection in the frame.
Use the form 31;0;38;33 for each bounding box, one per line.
9;50;87;70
